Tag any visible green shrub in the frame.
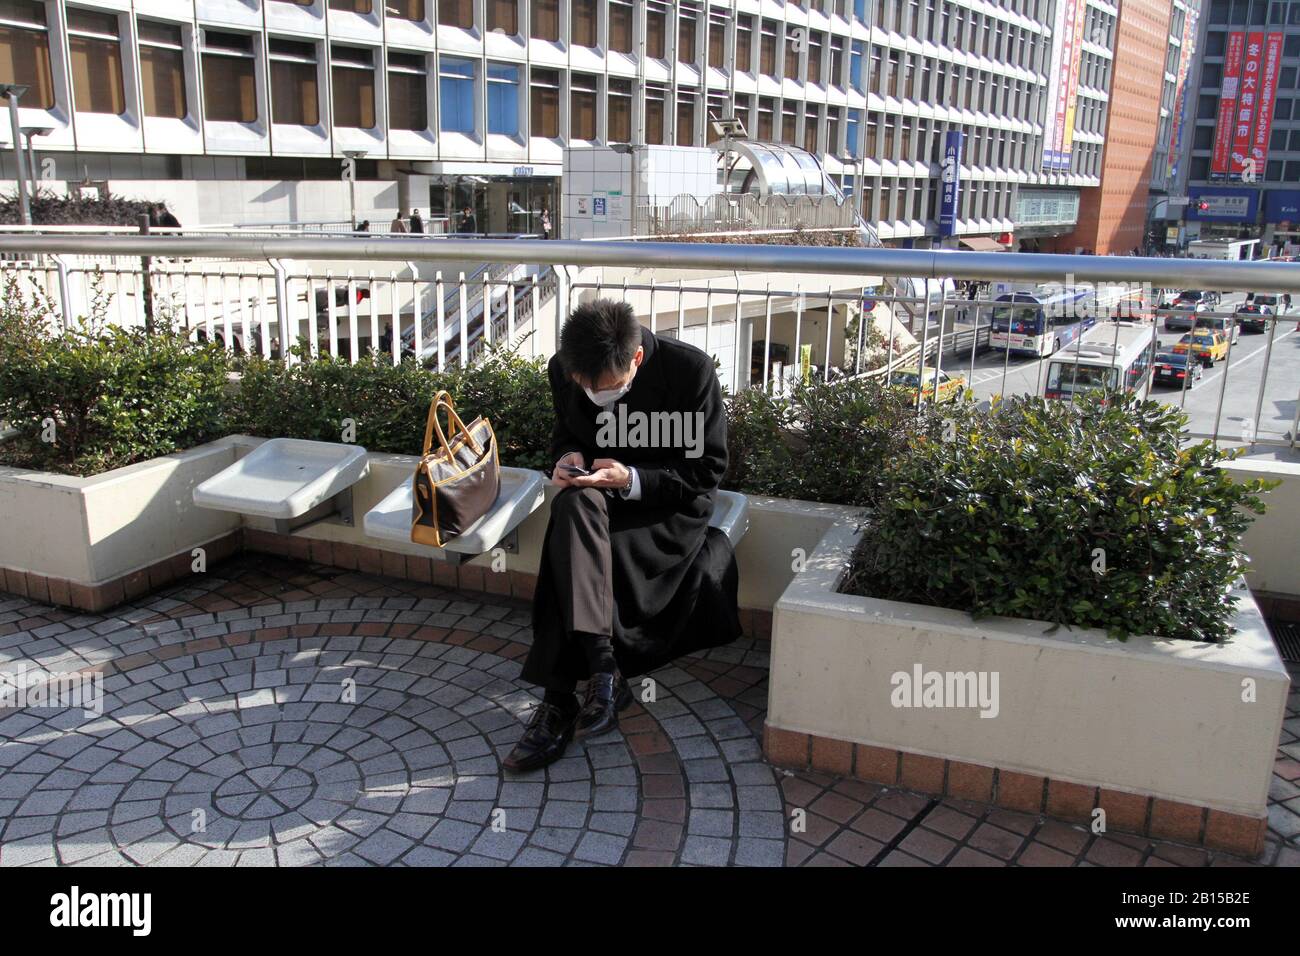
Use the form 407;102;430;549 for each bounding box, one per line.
227;343;553;469
724;375;916;506
840;391;1273;643
0;293;232;476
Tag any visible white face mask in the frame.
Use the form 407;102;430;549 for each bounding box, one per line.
583;365;636;406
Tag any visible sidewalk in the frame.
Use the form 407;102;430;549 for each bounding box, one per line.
1;554;1295;867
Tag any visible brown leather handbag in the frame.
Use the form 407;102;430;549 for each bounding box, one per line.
411;390;500;548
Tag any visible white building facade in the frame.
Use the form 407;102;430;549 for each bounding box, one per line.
0;0;1116;242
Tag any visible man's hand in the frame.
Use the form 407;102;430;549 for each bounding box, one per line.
570;458;631;490
552;451;586;488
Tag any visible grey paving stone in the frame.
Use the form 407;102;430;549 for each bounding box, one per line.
734;838;785;867
573;831;627;865
681;835;733;866
354;828;415;865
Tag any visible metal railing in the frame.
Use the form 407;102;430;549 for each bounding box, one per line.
3;234;1300;447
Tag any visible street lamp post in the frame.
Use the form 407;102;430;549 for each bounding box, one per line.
0;84;31;225
21;123;53;201
342;149;368;231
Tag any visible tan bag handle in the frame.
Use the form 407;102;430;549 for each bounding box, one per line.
421;391;483;463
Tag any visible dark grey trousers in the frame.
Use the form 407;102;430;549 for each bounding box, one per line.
543;488;614;692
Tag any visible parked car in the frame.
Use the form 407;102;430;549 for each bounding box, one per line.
1152;350;1204;388
1236;302;1272;333
1162;302;1207;332
1172;330;1229;367
889;365;966;404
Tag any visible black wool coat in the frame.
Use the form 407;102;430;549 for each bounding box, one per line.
521;326;743;685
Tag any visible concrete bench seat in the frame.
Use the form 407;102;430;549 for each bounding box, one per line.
193;438;369;532
363;467;546;562
709;490;750;546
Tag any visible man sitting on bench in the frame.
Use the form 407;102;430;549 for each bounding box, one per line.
504;300;742;772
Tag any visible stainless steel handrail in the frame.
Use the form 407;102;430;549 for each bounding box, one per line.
3;236;1300;293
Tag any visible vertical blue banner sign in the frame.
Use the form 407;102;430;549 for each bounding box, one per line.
938;130;964;237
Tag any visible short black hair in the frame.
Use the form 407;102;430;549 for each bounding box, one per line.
558;299;641;384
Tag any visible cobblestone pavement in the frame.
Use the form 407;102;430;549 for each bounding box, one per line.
0;554;1296;867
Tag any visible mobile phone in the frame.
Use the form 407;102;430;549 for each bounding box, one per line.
561;464;591;477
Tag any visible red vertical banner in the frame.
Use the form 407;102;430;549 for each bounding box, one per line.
1248;32;1285;179
1211;32;1245;176
1229;32;1266;177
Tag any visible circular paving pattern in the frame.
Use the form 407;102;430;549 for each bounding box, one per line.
0;615;785;867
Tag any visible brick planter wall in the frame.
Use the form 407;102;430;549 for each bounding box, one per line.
762;724;1269;860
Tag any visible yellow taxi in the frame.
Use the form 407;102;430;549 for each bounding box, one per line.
889;365;966;404
1172;330;1229;367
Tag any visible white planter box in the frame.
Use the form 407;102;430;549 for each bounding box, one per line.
769;519;1290;844
0;439;243;598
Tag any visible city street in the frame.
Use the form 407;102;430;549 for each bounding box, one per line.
941;294;1300;442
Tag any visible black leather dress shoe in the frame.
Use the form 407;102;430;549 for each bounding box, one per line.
502;699;578;773
575;671;633;738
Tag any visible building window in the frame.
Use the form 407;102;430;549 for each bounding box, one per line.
736;15;753;72
608;76;632;141
808;31;823;85
830;36;844;86
438;56;475;133
438;0;472;28
202;31;257;123
0;0;53;109
733;91;751;131
571;72;597;139
138;20;186;120
384;0;424;22
68;7;125;115
757;96;774;140
850;40;863;89
804;106;819;152
676;88;696;145
785;26;800;78
486;61;519;135
678;5;698;62
760;20;777;76
846;108;861;157
647;2;668;59
531;0;559;41
781;101;797;144
388;50;427;131
270;38;318;126
828;107;841;154
571;0;596;47
331;45;374;128
329;0;372;14
707;12;727;70
530;67;559;137
610;0;633;54
486;0;517;34
645;85;666;144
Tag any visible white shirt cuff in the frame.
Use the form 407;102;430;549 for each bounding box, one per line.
618;467;642;500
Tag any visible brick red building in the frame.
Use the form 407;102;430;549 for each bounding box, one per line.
1052;0;1175;255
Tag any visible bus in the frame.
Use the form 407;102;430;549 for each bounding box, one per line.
990;283;1145;357
1043;321;1157;401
